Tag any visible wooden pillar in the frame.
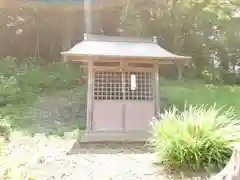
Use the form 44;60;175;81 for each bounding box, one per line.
86;59;93;131
154;63;160;115
121;60;126;131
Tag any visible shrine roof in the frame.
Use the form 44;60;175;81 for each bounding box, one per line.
61;34;191;61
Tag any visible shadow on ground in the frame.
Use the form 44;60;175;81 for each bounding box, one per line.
68;141;150;155
67;140;211;179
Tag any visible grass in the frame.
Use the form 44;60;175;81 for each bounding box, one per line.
149;105;240;171
0;58;85;137
160;79;240;116
8;85;87;136
150;79;240;173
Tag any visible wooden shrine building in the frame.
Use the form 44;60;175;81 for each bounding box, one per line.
61;34;191;142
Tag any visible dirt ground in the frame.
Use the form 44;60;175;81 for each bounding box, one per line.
0;133;211;180
0;134;159;180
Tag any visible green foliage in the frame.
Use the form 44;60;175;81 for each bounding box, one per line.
0;136;4;152
1;167;35;180
0;57;81;135
0;58;80;117
179;0;236;19
149;105;240;170
0;57;18;77
201;68;223;84
160;79;240;116
18;62;79;94
123;0;240;79
1;0;240;82
202;69;214;83
0;117;11;140
0;76;22;105
0;57;80;99
221;72;240;85
45;62;80;90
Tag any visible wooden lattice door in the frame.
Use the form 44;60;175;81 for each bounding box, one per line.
93;71;124;131
93;71;155;132
124;71;155;131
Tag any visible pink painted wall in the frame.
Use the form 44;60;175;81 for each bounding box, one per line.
125;101;155;131
93;100;155;132
93;101;123;131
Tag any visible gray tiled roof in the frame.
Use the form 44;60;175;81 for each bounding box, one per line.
61;34;191;60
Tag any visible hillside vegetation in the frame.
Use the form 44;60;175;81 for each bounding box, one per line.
1;57;240;136
0;57;86;136
160;79;240;116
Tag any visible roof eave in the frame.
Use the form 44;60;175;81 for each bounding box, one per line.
61;52;191;61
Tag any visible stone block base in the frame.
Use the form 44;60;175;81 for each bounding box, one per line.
79;131;151;143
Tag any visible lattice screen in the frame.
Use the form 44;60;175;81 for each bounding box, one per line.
94;71;153;101
94;71;123;100
125;72;153;101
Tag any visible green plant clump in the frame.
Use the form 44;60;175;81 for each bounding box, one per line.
149;105;240;171
0;57;82;134
0;76;22;105
0;115;12;141
1;167;35;180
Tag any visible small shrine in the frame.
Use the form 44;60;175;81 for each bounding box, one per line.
61;33;190;142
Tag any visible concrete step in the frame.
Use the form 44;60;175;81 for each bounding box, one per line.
79;131;151;143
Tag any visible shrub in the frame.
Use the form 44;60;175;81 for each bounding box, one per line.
0;57;18;77
18;62;79;94
18;66;53;94
0;115;12;140
1;167;35;180
149;105;240;171
0;76;22;105
46;62;80;90
0;136;4;152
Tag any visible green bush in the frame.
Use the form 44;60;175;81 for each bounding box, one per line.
46;62;80;90
18;66;53;94
0;115;12;140
0;136;4;152
149;105;240;170
0;76;22;105
18;62;79;94
1;167;35;180
221;72;240;85
0;57;18;77
0;57;80;96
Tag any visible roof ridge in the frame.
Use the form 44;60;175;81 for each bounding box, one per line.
84;33;156;43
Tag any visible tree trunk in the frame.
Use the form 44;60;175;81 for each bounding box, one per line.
211;148;240;180
62;12;73;53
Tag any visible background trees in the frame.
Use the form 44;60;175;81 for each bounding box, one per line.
0;0;240;82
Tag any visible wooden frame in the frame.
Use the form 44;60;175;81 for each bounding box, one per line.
92;59;155;71
77;56;161;124
66;55;161;118
65;56;164;141
65;55;181;64
154;63;160;114
86;59;93;131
